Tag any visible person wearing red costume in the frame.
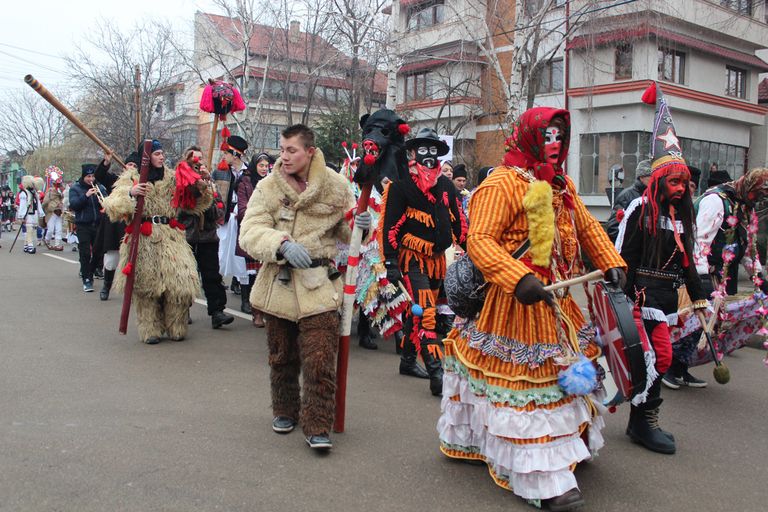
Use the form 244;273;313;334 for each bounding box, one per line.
615;82;708;454
379;127;467;396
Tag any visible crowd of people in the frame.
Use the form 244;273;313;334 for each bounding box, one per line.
7;88;768;510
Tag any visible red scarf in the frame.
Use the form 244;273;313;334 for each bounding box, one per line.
409;161;440;201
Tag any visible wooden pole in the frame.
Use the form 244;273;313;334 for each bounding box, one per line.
334;183;372;433
543;270;604;292
134;65;141;148
24;75;126;168
119;140;153;334
206;116;220;173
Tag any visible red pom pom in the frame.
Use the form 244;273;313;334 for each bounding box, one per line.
341;141;347;147
216;202;224;209
641;82;657;105
140;221;152;237
616;209;625;222
398;123;410;135
122;262;133;276
125;224;134;234
220;141;229;151
217;159;229;171
364;154;376;166
352;143;358;149
221;126;231;139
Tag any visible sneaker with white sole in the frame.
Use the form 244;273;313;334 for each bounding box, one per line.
305;434;332;450
681;371;707;388
661;371;682;390
83;280;94;293
272;416;297;434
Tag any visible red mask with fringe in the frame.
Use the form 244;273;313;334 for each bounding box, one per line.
503;107;573;209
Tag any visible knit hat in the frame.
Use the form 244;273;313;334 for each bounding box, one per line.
635;159;652;178
125;151;140;166
453;164;467;179
477;166;494;186
81;164;97;177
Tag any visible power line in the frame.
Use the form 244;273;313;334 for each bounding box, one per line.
0;49;66;75
0;42;67;60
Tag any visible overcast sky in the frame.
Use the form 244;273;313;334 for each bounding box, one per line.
0;0;220;94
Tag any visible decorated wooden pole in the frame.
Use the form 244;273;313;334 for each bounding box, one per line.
24;75;126;168
118;140;153;334
334;184;373;433
199;79;246;171
134;65;141;148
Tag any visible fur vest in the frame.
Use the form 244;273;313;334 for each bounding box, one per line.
239;149;353;321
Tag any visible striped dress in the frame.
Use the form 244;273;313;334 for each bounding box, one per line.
437;166;626;502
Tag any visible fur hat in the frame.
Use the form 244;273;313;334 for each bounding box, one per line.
405;128;449;156
708;170;731;187
125;151;140;166
635;159;652;178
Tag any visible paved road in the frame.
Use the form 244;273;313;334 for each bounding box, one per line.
1;244;767;512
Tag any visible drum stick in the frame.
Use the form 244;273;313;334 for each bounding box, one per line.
543;270;604;292
398;282;413;303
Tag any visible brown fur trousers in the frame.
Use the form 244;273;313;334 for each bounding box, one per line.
134;292;192;342
265;311;339;436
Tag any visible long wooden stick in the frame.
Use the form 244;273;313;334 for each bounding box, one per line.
206;116;220;172
24;75;126;168
119;140;153;334
134;65;141;148
543;270;604;292
334;183;372;433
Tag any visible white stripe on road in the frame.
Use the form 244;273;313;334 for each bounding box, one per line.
44;253;78;264
45;252;250;321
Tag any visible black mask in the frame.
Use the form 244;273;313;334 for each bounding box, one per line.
414;145;439;169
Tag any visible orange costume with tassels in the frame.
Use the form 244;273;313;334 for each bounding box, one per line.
437;108;625;508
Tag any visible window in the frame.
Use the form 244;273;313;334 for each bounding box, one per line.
166;92;176;113
615;44;633;80
579;131;650;195
536;58;563;94
247;78;262;98
726;66;747;98
407;1;444;31
525;0;566;17
404;71;433;102
720;0;752;16
658;47;685;84
680;137;746;186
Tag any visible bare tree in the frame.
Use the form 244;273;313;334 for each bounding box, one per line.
65;18;184;159
0;88;71;155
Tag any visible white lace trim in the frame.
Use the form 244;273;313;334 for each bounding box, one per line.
615;196;645;252
630;345;659;406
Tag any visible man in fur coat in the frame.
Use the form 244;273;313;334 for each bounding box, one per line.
239;124;368;450
103;140;213;345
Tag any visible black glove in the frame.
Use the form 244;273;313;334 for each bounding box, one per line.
514;274;554;306
605;267;627;290
385;259;402;285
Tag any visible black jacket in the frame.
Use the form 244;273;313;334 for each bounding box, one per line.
380;175;466;262
69;180;106;226
605;179;646;241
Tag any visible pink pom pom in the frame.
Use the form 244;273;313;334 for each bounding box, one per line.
231;87;246;113
352;143;358;149
199;84;214;113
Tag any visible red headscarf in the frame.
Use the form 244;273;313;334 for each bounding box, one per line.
503;107;572;208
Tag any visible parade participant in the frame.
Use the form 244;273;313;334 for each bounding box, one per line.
69;165;106;290
177;146;234;329
214;134;249;296
16;175;44;254
379;127;467;396
42;166;65;251
616;82;708;454
93;151;133;300
236;152;273;325
103;140;213;344
437;107;625;511
604;159;652;242
662;167;768;389
238;124;361;450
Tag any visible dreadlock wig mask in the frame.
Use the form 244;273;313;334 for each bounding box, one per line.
734;167;768;206
503;107;572;208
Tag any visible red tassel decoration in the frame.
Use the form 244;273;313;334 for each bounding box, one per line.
122;262;133;276
641;82;657;105
217;159;229;171
221;126;231;139
216;202;224;209
140;221;152;237
398;123;410;135
125;224;134;234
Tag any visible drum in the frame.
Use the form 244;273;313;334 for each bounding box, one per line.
592;281;649;401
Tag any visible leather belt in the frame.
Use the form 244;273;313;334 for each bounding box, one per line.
142;215;170;225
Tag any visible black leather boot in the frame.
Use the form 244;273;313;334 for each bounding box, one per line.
212;310;235;329
399;334;428;379
100;269;115;301
240;283;252;314
357;311;378;350
420;343;444;396
394;331;403;355
626;398;676;454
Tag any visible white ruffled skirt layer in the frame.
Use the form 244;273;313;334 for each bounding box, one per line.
437;371;605;501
